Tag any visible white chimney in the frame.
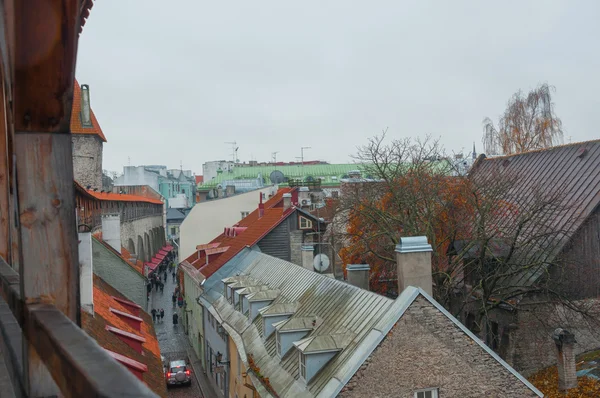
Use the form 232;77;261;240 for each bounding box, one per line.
79;232;94;315
553;328;577;391
283;193;292;211
301;246;314;271
395;236;433;296
346;264;370;290
80;84;92;127
101;214;121;254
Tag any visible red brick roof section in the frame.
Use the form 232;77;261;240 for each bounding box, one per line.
86;190;163;205
183;187;297;278
70;78;107;142
82;275;167;397
195;175;204;184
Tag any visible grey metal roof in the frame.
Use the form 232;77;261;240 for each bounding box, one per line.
294;334;354;353
469;140;600;288
166;207;186;221
206;249;542;397
248;289;280;302
277;317;318;332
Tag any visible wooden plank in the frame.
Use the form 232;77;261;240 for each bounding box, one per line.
13;0;79;133
15;132;79;396
0;72;9;260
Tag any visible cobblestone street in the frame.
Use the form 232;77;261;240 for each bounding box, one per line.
148;267;206;398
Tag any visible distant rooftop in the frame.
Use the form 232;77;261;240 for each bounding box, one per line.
199;163;366;189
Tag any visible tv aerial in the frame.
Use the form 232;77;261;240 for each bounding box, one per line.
313;253;330;273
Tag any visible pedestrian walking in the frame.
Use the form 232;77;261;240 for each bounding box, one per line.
172;294;177;308
160;308;165;322
172;271;176;282
172;312;178;325
151;308;157;322
163;272;167;282
160;282;164;293
177;296;183;308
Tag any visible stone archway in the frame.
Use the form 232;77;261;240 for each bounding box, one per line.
159;226;166;246
137;235;145;263
149;229;156;257
144;233;151;260
127;238;135;256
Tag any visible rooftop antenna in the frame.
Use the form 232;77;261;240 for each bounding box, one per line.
300;146;311;178
272;151;279;164
180;160;183;171
128;156;131;166
225;141;238;163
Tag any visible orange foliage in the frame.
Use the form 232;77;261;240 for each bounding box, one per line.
529;367;600;397
339;174;473;297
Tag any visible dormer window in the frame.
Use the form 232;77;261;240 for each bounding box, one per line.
294;333;354;383
274;317;317;358
299;216;312;230
299;352;307;379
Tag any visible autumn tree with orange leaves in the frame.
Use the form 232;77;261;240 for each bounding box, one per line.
336;133;600;348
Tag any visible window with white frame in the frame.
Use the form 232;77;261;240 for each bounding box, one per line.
414;388;439;398
299;352;306;379
240;211;250;219
299;216;312;230
276;331;282;356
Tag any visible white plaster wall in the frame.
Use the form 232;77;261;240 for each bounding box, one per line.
78;232;94;314
179;187;272;259
114;166;160;192
101;214;121;254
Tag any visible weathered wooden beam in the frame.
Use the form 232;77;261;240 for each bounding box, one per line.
13;0;79;133
15;132;80;396
27;303;159;398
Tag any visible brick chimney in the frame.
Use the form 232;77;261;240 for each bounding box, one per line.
346;264;370;290
553;328;577;391
395;236;433;296
101;214;121;254
258;192;265;218
282;193;292;211
78;232;94;315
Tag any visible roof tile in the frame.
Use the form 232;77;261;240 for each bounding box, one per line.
83;275;166;397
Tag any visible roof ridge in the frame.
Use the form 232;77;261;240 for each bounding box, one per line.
483;139;600;160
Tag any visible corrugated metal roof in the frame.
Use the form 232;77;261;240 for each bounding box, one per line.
196;248;542;397
469;140;600;288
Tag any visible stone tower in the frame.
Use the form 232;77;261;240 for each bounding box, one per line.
70;80;106;190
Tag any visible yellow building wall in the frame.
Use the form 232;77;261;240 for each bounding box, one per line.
228;336;258;398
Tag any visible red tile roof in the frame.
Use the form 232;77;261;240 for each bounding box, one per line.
182;188;297;278
83;275;166;397
86;190;163;205
71;79;107;142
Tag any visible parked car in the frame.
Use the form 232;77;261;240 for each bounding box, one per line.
165;360;192;387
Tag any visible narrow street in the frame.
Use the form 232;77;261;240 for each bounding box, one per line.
148;266;206;398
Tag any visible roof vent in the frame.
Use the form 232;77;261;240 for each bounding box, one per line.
576;147;588;159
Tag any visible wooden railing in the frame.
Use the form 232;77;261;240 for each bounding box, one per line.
0;257;158;397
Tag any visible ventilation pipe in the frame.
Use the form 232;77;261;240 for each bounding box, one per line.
258;192;265;218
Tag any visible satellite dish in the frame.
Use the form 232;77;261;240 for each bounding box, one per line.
270;170;285;184
313;254;330;272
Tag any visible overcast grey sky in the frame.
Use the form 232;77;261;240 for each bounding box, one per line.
77;1;600;174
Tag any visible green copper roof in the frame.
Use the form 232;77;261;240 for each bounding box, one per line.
199;163;366;188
